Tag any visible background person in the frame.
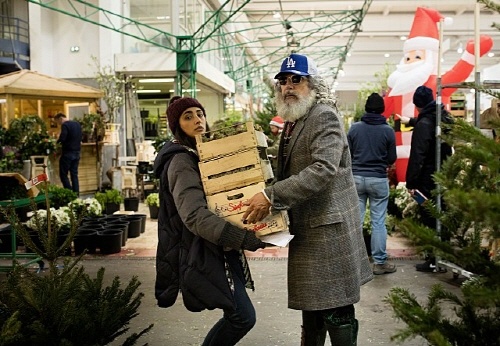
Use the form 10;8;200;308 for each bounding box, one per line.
153;96;265;346
348;93;397;275
405;85;454;272
55;112;82;194
243;53;373;345
267;115;284;176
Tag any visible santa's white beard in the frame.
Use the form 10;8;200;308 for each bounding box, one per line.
387;57;434;96
276;90;316;122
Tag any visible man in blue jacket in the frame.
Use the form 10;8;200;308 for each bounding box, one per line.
348;93;397;275
55;113;82;194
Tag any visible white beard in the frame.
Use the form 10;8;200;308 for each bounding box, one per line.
387;52;435;96
276;90;316;122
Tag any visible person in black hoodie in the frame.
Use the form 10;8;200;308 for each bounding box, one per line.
153;96;265;346
348;93;397;275
405;85;454;272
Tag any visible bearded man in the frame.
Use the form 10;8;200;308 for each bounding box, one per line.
243;53;373;346
382;7;492;183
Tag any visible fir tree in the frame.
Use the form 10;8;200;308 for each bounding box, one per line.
385;2;500;343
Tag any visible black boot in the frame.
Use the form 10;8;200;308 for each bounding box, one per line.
301;311;327;346
326;319;358;346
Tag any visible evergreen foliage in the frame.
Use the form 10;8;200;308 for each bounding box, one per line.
0;181;153;345
254;77;277;135
385;118;500;345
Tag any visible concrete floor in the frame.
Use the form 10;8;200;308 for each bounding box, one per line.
1;202;463;345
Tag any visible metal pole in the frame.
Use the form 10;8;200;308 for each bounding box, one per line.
435;19;444;239
474;3;481;127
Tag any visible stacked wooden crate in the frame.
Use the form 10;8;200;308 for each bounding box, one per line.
196;122;289;238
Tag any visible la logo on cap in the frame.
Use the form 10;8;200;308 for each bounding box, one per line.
286;57;296;68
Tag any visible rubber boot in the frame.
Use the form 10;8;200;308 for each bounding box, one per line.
301;325;326;346
301;311;327;346
326;319;358;346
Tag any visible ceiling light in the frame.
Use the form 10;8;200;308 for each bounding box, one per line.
168;89;201;93
70;46;80;52
139;78;174;83
457;43;464;54
384;53;390;58
135;90;162;93
400;35;407;41
273;12;281;19
280;36;286;42
488;52;495;57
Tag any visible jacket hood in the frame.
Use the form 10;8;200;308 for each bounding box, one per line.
153;140;194;178
419;101;454;125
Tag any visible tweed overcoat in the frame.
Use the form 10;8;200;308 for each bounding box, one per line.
264;103;373;311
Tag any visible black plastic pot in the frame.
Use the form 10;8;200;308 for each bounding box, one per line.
97;230;123;254
105;222;129;246
134;214;147;233
124;197;139;212
149;205;159;219
124;215;142;238
0;224;13;253
57;231;72;256
105;202;120;215
74;229;97;255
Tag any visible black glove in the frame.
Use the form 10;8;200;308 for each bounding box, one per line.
219;223;265;251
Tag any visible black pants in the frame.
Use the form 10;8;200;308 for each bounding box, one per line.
59;151;80;194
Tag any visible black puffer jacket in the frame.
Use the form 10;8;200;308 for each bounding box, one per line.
406;101;453;197
153;141;237;312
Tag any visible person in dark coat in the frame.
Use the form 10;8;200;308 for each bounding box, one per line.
153;96;265;346
348;93;397;275
243;53;373;345
55;113;82;194
405;85;453;272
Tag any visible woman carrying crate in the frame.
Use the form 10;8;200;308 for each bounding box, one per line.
153;96;265;346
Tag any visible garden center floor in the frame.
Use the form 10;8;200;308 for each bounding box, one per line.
1;202;465;345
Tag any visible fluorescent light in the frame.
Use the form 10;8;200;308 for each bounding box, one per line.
139;78;174;83
169;89;201;93
136;90;162;93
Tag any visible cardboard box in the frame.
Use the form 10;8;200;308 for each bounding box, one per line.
206;182;266;217
199;149;273;195
196;121;267;161
223;210;289;238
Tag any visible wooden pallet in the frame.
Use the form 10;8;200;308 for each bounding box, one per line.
196;121;267;161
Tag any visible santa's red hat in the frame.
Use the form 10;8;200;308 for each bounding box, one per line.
404;7;444;53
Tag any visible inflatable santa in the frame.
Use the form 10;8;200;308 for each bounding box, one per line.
382;7;493;183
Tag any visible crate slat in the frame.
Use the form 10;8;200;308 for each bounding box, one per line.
196;122;267;161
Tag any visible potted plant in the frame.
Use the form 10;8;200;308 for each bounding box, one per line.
0;181;153;344
76;113;106;143
94;188;124;215
145;192;159;219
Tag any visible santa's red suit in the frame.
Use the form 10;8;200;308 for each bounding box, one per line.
382;7;493;183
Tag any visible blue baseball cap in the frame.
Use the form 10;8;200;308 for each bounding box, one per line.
275;53;318;79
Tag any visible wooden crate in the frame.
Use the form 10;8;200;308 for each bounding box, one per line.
196;121;267;161
199;149;273;195
206;182;266;217
223;210;289;238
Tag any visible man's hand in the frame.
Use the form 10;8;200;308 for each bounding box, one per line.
395;113;410;124
242;192;271;224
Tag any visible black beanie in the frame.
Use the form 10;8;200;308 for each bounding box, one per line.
413;86;434;108
167;96;206;135
365;93;385;114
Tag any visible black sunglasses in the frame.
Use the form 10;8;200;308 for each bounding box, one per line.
277;75;304;85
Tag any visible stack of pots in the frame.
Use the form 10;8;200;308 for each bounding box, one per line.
124;215;142;238
105;215;129;247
